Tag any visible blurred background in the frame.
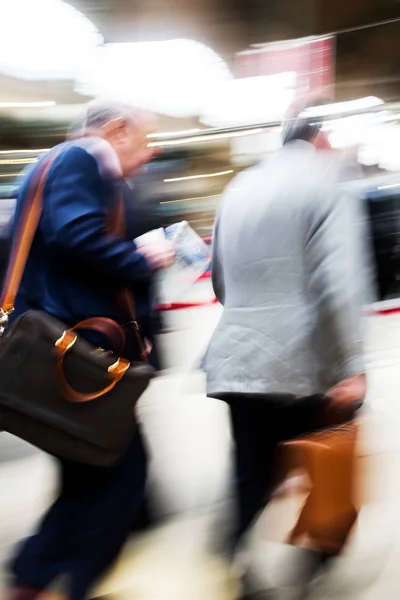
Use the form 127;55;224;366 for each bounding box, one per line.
2;1;400;301
2;2;400;599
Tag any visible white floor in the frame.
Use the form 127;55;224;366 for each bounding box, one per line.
1;307;400;599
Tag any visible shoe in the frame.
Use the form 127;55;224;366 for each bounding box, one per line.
238;588;276;599
4;587;43;600
237;571;276;600
130;498;161;533
238;593;276;600
292;550;338;600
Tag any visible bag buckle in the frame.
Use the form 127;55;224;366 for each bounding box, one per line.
0;307;14;324
108;357;130;376
123;320;140;332
55;330;78;353
0;308;14;335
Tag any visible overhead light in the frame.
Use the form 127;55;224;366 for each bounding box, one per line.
0;173;22;178
147;128;201;139
149;128;263;148
0;101;56;109
0;158;37;165
75;39;232;119
161;194;221;204
304;97;384;119
201;73;296;128
164;170;233;183
250;34;328;49
0;148;50;154
0;0;103;81
378;183;400;191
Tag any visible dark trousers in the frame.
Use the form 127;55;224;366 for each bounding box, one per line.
10;427;148;600
223;393;325;551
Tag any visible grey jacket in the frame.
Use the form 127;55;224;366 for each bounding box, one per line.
203;142;367;398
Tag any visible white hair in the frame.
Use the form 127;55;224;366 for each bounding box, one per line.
68;99;140;139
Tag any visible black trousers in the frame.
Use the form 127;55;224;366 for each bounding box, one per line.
222;393;326;552
10;427;148;600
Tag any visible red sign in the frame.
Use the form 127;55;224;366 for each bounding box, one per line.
235;36;335;100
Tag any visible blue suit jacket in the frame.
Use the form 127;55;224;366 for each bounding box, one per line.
10;140;154;355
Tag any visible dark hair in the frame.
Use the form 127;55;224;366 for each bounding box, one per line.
282;98;331;146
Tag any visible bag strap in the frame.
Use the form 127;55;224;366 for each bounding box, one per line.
109;188;149;362
0;153;59;322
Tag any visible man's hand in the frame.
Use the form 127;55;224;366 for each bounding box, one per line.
327;374;366;408
138;240;175;271
133;145;163;173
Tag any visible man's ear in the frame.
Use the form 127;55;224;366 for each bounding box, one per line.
101;116;126;140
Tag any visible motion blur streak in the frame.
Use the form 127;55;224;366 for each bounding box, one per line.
164;170;233;183
0;101;56;108
0;0;400;599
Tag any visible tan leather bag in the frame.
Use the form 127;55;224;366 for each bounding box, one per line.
281;420;359;555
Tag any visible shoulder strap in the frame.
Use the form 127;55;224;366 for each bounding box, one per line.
107;188;139;323
109;189;148;362
0;152;59;322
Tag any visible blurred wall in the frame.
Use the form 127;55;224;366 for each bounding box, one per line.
68;0;400;103
320;0;400;32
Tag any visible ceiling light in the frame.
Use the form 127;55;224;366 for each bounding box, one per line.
0;158;37;165
148;128;263;147
0;0;103;80
378;183;400;191
147;129;201;139
76;39;232;119
161;194;221;204
0;102;55;109
304;97;384;119
0;148;50;154
164;170;233;183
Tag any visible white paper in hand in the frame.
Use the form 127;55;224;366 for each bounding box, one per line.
134;228;165;247
161;221;211;304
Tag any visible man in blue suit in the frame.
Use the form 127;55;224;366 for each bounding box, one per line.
6;100;174;600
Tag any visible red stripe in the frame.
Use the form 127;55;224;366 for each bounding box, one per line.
367;307;400;316
156;298;219;311
182;271;212;283
197;271;211;281
156;301;400;314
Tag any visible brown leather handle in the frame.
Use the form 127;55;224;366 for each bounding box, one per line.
71;317;126;357
54;321;130;403
58;352;130;403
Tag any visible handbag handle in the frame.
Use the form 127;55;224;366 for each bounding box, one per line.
66;317;126;357
55;322;131;403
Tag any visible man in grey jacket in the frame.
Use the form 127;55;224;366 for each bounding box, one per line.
203;104;367;570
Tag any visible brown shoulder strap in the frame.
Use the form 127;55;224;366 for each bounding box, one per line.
0;153;59;319
107;190;137;320
109;190;148;362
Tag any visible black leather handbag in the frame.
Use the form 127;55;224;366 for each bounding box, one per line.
0;153;155;467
